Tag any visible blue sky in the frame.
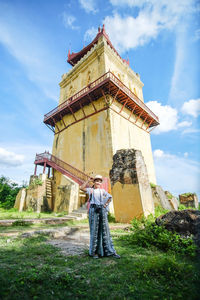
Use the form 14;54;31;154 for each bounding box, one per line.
0;0;200;200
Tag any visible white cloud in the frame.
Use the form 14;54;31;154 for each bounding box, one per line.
146;101;191;134
104;0;197;53
0;147;24;167
0;143;51;184
79;0;98;14
182;128;200;135
0;3;62;102
177;121;192;128
84;27;97;42
153;149;200;199
181;99;200;118
62;13;79;30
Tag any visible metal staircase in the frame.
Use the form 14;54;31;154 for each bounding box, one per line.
34;151;90;186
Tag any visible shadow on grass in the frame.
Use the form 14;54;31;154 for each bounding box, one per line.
0;235;199;300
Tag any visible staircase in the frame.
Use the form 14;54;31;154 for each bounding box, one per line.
46;178;52;209
67;203;88;220
34;151;90;186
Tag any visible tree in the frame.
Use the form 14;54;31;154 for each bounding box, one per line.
0;176;23;209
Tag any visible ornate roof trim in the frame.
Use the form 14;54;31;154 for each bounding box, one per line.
67;25;129;67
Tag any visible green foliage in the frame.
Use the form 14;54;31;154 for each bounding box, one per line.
180;192;196;197
28;178;43;190
12;220;30;227
178;204;196;210
166;192;173;199
150;182;156;188
125;222;197;256
0;176;22;209
108;212;116;223
125;206;197;257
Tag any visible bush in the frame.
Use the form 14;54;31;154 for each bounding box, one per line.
123;207;197;257
0;176;23;209
126;222;197;256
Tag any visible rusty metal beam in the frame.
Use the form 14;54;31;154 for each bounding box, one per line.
88;93;97;112
59;113;66;128
141;115;148;128
134;109;144;124
128;104;137;120
68;105;77;121
119;99;128;113
54;106;108;135
145;119;154;130
111;87;120;104
79;102;86;117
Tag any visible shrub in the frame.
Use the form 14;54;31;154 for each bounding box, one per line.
150;182;156;188
125;221;197;256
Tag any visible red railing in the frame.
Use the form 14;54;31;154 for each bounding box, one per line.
35;151;90;183
44;71;159;124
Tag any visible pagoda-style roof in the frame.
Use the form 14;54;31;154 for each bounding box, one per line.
44;71;159;134
67;25;129;66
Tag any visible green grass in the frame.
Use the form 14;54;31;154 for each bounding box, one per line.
0;232;199;300
0;208;69;220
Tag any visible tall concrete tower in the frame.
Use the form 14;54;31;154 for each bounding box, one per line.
44;25;158;179
41;25;159;217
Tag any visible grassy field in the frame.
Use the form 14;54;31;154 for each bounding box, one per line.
0;208;69;220
0;207;199;299
0;230;199;300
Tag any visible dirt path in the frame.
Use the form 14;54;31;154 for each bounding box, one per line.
1;223;130;256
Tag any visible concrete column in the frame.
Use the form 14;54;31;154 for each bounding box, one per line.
48;167;51;178
43;162;47;174
34;164;37;176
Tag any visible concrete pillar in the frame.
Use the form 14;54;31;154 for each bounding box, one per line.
34;164;37;176
110;149;154;223
43;162;47;174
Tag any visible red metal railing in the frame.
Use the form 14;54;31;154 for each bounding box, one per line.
44;71;159;124
35;151;90;183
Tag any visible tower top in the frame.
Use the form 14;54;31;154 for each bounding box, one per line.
67;25;129;67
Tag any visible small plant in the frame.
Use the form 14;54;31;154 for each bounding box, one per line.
12;220;30;226
180;192;196;197
150;182;156;188
178;204;196;210
108;212;116;223
30;178;43;188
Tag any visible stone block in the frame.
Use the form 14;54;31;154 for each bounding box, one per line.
110;149;154;223
179;193;199;209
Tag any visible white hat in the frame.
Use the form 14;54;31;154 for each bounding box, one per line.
94;174;103;181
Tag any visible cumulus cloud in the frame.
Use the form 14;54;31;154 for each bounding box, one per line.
0;143;51;184
153;149;200;198
181;99;200;118
0;147;24;167
146;101;191;134
62;13;79;30
79;0;98;14
104;0;197;53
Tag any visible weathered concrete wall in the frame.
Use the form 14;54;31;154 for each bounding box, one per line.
52;171;79;213
52;97;113;177
14;188;26;211
109;101;156;184
110;149;154;223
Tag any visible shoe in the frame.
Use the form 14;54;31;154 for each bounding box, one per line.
112;253;121;259
92;255;99;259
